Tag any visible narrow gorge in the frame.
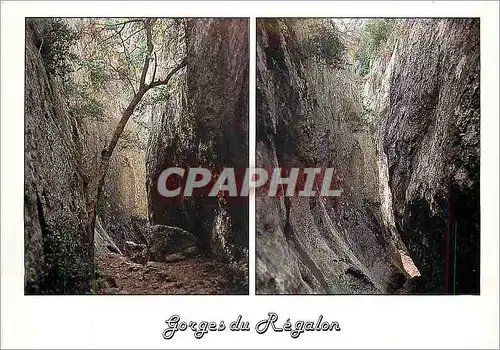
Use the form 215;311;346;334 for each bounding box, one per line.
24;18;249;295
256;18;479;294
23;17;480;296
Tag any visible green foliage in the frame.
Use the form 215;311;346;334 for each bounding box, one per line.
129;40;148;68
77;97;106;121
149;85;171;103
37;18;79;77
356;19;393;76
41;225;96;294
78;59;108;88
258;18;282;33
299;21;345;66
357;48;372;77
364;19;392;53
65;80;106;121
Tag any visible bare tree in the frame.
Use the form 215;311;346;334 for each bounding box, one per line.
77;18;187;257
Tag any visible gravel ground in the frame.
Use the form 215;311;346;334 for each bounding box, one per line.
96;252;248;295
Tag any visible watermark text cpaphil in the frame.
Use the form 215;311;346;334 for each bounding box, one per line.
156;167;344;198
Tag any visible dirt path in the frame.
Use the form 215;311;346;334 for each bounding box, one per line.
96;252;248;295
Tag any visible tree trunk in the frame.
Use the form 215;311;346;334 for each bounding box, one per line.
83;58;187;259
85;88;146;256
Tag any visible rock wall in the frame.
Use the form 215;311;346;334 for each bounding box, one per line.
256;19;410;294
94;70;150;251
365;19;480;294
99;152;149;250
146;19;249;266
24;20;93;294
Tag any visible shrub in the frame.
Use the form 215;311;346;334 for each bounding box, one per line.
149;85;171;103
364;19;392;53
41;224;96;294
357;48;372;77
36;18;79;77
356;19;393;76
258;18;282;33
78;59;108;88
299;21;345;66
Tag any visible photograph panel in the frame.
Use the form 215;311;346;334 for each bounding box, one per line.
256;18;480;295
24;17;249;295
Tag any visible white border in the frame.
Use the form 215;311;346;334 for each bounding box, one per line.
1;1;499;349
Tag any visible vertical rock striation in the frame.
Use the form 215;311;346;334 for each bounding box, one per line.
366;19;480;293
24;20;93;294
256;20;409;294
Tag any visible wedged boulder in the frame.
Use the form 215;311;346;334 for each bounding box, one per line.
123;241;148;265
146;225;200;262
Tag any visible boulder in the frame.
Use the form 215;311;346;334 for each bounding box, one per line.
123;241;148;265
146;225;200;262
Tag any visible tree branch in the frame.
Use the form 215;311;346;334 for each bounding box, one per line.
123;27;145;42
139;19;154;88
152;52;158;82
108;60;136;95
104;56;186;158
148;57;187;89
119;32;130;58
96;19;143;30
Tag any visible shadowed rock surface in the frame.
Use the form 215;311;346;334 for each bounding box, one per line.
146;18;249;272
256;18;479;295
256;19;408;294
365;19;480;293
24;21;94;294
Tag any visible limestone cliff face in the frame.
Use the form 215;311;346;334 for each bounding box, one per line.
256;20;409;294
24;20;93;294
99;152;149;250
146;19;249;266
364;19;480;293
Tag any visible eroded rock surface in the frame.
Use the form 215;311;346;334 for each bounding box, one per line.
24;20;93;294
94;217;122;258
146;19;249;267
365;19;480;293
256;18;479;295
256;20;409;294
